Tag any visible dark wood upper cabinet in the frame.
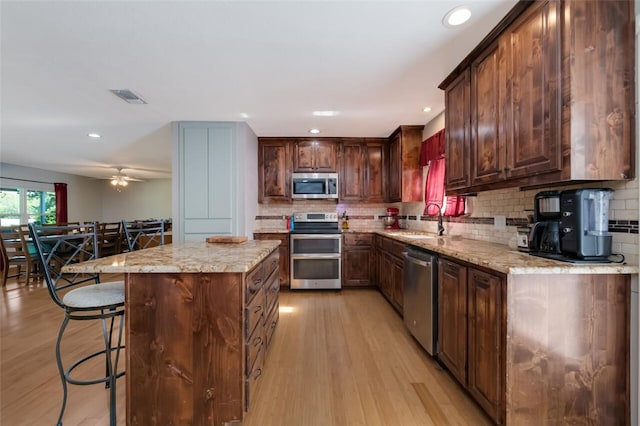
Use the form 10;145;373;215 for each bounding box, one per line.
340;138;387;203
470;42;504;186
501;0;561;180
441;0;635;194
293;140;338;172
387;125;424;202
364;140;386;202
445;71;471;191
258;139;291;203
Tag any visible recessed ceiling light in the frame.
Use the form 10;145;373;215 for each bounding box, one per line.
443;6;472;27
88;133;101;138
312;111;339;117
240;113;250;119
309;129;321;134
423;107;432;113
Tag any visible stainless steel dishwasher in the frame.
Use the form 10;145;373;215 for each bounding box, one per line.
403;247;438;355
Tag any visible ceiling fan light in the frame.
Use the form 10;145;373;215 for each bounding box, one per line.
110;179;118;186
121;180;128;187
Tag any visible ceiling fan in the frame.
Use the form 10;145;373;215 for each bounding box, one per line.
107;167;144;191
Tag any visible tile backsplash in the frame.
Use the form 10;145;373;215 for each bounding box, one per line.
255;179;639;265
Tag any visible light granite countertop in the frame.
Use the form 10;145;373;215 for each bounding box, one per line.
374;230;638;275
62;240;280;274
253;227;637;275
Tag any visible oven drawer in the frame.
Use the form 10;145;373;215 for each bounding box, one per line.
290;254;341;289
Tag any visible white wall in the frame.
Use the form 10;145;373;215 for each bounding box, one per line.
0;162;171;222
100;178;171;222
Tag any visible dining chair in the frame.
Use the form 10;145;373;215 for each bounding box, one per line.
28;222;125;426
98;222;122;257
122;220;165;251
1;226;34;286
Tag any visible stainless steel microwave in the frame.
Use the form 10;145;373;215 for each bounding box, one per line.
291;173;338;199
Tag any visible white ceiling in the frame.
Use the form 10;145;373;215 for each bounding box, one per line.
1;0;517;181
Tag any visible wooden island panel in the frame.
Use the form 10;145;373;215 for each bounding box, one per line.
506;273;629;425
126;272;245;425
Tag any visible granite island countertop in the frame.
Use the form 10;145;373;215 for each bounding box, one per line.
62;240;281;274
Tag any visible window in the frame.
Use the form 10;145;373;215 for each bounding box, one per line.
0;188;56;226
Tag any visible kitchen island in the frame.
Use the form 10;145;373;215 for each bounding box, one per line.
63;240;281;426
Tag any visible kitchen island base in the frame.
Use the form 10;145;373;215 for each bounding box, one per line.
125;251;279;425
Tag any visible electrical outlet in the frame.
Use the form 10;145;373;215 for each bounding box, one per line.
494;215;506;230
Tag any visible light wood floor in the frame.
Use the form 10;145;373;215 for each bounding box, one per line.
1;275;492;426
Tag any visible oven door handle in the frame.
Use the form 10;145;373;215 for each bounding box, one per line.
290;234;342;240
290;254;342;259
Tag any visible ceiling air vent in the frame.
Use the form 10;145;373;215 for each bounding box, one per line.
109;89;147;104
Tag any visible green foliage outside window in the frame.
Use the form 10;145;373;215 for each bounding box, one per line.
0;188;56;226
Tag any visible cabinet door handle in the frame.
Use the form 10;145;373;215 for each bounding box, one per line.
253;278;263;286
253;336;262;347
254;305;263;314
254;368;263;379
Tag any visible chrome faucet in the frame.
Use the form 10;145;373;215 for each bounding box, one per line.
426;202;445;236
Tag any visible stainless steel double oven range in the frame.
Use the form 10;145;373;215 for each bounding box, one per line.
290;212;341;290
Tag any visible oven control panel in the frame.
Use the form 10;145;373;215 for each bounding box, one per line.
293;212;338;222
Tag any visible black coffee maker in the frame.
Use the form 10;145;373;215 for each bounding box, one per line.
529;191;562;256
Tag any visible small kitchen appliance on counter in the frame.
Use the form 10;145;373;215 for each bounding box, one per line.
383;208;400;230
529;188;614;263
529;191;562;257
559;188;613;262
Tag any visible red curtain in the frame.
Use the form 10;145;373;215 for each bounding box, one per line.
424;158;446;215
54;183;68;224
420;129;465;217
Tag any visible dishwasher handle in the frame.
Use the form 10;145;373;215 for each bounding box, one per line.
403;251;432;268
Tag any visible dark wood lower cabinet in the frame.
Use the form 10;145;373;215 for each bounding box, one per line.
342;233;374;287
438;259;468;385
468;268;504;425
438;256;630;425
374;235;405;314
253;232;290;288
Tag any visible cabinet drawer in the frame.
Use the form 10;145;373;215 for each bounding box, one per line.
245;347;265;412
344;233;373;246
265;302;279;348
382;237;405;258
263;250;279;283
246;323;265;376
245;288;265;339
245;263;264;303
265;268;279;313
